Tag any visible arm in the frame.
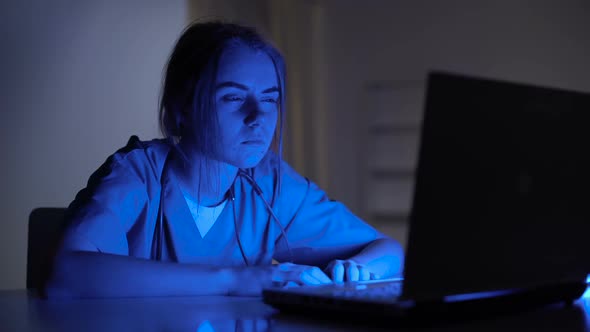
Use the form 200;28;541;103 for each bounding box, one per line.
348;237;404;278
46;231;241;298
46;234;332;298
272;163;405;280
46;250;236;298
47;250;334;298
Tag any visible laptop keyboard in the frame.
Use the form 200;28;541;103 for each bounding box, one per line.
330;280;403;301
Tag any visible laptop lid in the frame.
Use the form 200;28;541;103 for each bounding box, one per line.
402;72;590;302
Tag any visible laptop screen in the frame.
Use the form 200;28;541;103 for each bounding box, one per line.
403;72;590;301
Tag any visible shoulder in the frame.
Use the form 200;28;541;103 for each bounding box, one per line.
64;136;171;240
107;135;172;183
73;136;171;203
72;135;172;199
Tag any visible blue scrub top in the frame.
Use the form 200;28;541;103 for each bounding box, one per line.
61;136;386;268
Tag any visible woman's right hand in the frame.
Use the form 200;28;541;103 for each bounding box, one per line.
229;262;332;296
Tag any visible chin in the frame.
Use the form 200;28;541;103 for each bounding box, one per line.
239;156;266;168
230;152;268;169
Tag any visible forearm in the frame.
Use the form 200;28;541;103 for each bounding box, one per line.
45;251;236;298
349;238;404;278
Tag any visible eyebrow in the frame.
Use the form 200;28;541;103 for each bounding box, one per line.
216;81;279;94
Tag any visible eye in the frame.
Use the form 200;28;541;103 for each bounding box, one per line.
221;95;245;103
261;97;278;104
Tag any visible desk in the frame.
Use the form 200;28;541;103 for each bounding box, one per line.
1;290;590;331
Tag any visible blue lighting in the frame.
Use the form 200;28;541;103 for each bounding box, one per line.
444;289;517;302
446;276;590;302
196;320;215;332
582;274;590;299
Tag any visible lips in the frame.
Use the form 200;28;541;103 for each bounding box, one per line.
241;139;265;145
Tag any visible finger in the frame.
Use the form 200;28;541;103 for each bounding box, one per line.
309;267;332;284
323;261;336;279
282;281;299;288
277;262;294;272
344;261;360;282
299;270;323;285
359;266;371;281
272;265;287;283
332;261;345;283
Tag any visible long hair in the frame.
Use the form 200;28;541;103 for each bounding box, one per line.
158;21;286;199
159;21;285;163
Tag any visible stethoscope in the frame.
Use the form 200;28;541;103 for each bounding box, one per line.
154;163;293;265
230;169;293;266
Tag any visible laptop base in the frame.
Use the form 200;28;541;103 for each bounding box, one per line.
264;281;587;325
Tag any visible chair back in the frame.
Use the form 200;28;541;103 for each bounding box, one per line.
27;207;68;291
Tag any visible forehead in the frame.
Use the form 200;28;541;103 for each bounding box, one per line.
216;43;278;88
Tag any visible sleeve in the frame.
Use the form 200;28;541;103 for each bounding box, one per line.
59;154;148;256
272;166;387;267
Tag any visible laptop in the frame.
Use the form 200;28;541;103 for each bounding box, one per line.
263;71;590;319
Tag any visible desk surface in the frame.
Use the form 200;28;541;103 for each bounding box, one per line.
1;290;590;331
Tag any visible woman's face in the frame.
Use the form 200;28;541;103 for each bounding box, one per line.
213;43;279;168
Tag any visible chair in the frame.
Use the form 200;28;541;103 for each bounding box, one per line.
27;207;68;292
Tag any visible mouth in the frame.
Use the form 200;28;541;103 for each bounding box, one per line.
241;139;266;145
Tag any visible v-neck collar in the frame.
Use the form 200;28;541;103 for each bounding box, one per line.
159;150;237;263
160;163;201;262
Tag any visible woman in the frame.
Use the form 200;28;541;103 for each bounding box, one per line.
46;21;404;298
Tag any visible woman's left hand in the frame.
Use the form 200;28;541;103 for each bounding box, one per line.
324;259;377;283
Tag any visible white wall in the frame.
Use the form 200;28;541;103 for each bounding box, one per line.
0;0;187;290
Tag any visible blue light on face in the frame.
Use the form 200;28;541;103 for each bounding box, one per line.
214;44;279;169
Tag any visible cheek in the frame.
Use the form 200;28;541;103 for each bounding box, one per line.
217;114;243;142
264;112;279;133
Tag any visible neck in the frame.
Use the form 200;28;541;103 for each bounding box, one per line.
173;142;238;207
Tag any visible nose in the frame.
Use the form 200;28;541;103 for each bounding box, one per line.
243;97;263;127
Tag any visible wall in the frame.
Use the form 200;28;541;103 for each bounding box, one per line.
320;0;590;228
0;0;187;289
